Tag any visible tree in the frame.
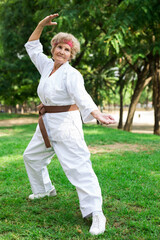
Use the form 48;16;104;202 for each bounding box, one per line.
117;61;134;129
103;0;160;133
151;54;160;135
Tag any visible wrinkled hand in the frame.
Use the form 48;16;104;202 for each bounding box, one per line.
97;113;116;125
91;110;116;125
39;13;59;27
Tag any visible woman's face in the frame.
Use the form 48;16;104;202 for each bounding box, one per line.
53;43;71;64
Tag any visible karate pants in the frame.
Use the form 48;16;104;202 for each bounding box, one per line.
23;126;102;218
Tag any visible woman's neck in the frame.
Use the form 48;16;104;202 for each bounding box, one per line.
50;61;67;76
53;62;63;71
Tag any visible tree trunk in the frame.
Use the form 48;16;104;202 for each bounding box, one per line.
153;55;160;135
124;75;152;131
118;82;123;129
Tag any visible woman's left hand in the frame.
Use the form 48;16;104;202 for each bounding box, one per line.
91;110;116;125
97;113;116;125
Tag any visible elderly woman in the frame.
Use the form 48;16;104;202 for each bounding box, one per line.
23;14;115;236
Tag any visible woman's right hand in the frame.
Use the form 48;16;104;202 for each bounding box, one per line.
28;13;59;41
38;14;59;28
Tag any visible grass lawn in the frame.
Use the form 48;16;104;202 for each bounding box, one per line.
0;117;160;239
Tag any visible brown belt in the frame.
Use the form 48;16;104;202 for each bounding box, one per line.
37;103;78;148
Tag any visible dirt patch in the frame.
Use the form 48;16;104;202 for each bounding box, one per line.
0;132;8;136
0;117;38;127
107;124;154;134
88;143;148;154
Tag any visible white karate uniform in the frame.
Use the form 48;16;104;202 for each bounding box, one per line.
23;40;102;217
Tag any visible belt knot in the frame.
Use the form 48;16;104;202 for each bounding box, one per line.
37;103;46;116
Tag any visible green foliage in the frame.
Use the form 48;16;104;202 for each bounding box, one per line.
0;0;122;107
0;0;40;105
0;0;160;114
104;0;160;58
139;85;152;106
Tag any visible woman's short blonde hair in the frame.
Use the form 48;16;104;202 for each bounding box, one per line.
50;32;80;60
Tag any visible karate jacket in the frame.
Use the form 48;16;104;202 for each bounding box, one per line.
25;40;98;142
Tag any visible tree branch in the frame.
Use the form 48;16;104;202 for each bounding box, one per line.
121;48;140;74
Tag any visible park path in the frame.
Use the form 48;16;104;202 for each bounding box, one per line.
107;109;154;134
92;110;154;134
0;117;38;127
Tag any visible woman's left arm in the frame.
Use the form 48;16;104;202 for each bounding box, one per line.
66;70;116;125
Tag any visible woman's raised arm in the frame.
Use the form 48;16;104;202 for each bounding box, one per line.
28;13;59;41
